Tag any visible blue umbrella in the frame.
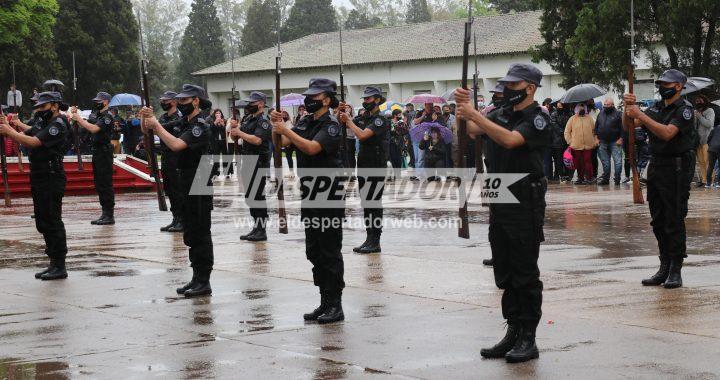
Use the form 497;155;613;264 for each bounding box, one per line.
109;93;142;107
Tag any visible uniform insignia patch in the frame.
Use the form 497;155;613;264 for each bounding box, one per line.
262;121;270;130
683;108;692;121
48;126;60;136
104;117;112;125
533;115;547;130
327;124;339;137
192;126;202;137
374;118;384;127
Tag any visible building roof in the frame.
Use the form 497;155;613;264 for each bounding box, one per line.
193;11;543;76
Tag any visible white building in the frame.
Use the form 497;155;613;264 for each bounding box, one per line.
194;11;658;114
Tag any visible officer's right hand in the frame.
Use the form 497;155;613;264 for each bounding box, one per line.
338;111;350;125
623;93;636;106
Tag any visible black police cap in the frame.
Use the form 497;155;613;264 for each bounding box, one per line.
302;78;337;96
159;91;178;101
175;84;212;110
33;91;69;111
655;69;687;86
92;92;112;102
241;91;268;104
498;63;543;87
490;83;505;93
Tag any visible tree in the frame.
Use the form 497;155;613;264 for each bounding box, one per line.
436;0;497;20
54;0;140;107
343;0;404;27
491;0;540;13
344;9;383;30
406;0;431;24
1;0;60;113
175;0;226;87
281;0;338;42
240;0;280;56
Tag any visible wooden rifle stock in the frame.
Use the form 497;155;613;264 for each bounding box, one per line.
627;64;644;204
274;54;288;234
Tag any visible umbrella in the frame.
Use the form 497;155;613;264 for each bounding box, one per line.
440;89;456;102
379;101;404;112
409;121;453;144
406;93;447;105
682;77;714;95
559;84;607;104
109;93;142;107
280;93;305;107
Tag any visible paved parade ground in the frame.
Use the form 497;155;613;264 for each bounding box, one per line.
1;178;720;379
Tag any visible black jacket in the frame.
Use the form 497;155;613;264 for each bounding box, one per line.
594;108;623;143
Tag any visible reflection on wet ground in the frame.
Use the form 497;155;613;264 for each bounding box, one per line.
0;182;719;377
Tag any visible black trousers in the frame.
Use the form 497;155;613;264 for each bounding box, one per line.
488;179;546;329
30;161;68;262
346;138;357;169
91;144;115;213
549;147;565;179
240;155;269;224
161;152;184;218
388;142;403;177
647;153;694;260
179;168;214;273
357;149;385;234
302;210;344;292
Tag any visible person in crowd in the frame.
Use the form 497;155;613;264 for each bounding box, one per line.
109;109;123;154
564;103;597;184
706;120;720;188
547;102;566;182
419;126;446;181
412;103;435;179
210;109;228;178
6;84;22;113
693;95;714;187
388;109;408;180
122;110;141;155
441;104;457;168
294;104;307;125
595;98;624;185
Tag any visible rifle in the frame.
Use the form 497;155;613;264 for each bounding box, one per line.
71;51;84;171
0;106;11;207
137;12;168;212
226;13;240;162
627;0;644;204
338;25;349;168
274;15;288;234
456;0;473;239
472;32;483;174
11;62;24;173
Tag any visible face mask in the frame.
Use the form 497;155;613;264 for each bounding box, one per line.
362;101;376;112
443;111;450;116
160;103;172;111
304;96;324;113
93;102;104;110
37;109;54;122
245;104;259;114
658;86;677;100
503;86;528;106
696;102;705;109
177;102;196;116
604;106;614;114
283;116;289;122
579;109;586;116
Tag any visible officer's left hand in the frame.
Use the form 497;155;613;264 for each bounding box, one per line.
230;128;242;139
625;104;642;119
454;87;471;104
269;110;288;135
0;122;13;136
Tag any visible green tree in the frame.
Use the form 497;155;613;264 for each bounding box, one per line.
240;0;279;56
491;0;539;13
439;0;497;19
281;0;338;42
175;0;226;87
53;0;140;106
406;0;431;24
344;9;383;30
1;0;60;113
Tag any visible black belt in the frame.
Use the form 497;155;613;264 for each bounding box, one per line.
30;158;63;170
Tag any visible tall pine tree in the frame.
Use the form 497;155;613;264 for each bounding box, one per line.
406;0;432;24
175;0;226;87
281;0;338;42
54;0;140;106
240;0;279;56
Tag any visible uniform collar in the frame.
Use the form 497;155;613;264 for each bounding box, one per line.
661;97;684;111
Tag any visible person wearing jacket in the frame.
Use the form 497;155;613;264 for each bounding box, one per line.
419;126;446;181
706;123;720;188
594;98;624;185
564;103;597;184
693;95;715;187
548;103;568;181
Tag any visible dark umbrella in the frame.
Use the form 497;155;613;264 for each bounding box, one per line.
410;122;453;144
559;83;607;104
42;79;65;93
682;77;714;95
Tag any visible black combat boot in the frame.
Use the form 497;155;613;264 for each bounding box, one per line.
40;259;68;281
303;287;328;321
167;217;184;233
663;258;683;289
35;260;55;279
505;327;539;363
240;226;258;240
176;267;198;295
317;289;345;324
641;258;670;286
94;209;115;225
245;226;267;241
161;215;177;232
184;269;212;298
353;230;372;253
482;258;494;266
480;323;520;358
90;213;106;225
358;231;381;254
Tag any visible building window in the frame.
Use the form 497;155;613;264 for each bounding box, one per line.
413;90;431;95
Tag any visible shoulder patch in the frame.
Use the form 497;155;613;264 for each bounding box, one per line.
327;124;339;137
192;126;203;137
682;108;692;121
374;118;384;127
533;115;547;130
104;116;112;125
261;121;270;130
48;126;60;136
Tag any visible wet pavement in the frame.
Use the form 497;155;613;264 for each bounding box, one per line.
1;178;720;379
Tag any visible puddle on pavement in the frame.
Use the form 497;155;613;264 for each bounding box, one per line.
242;289;269;300
0;359;71;379
89;269;139;277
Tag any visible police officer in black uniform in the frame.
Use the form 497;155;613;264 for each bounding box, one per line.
340;86;389;254
481;83;506;268
455;63;550;363
140;84;214;298
158;91;185;233
70;92;116;225
0;92;70;280
623;69;696;289
270;78;346;324
230;91;272;242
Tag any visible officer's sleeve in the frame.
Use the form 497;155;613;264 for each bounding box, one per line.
313;121;342;155
179;123;210;152
254;118;272;142
367;117;390;136
515;114;551;151
34;120;66;148
668;104;694;133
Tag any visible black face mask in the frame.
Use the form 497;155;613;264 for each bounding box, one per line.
443;111;450;116
160;102;172;111
503;86;528;106
37;109;54;122
245;104;259;114
362;101;377;112
696;102;705;109
177;102;196;116
604;106;614;114
93;102;104;111
579;109;587;116
304;96;324;113
658;86;678;100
